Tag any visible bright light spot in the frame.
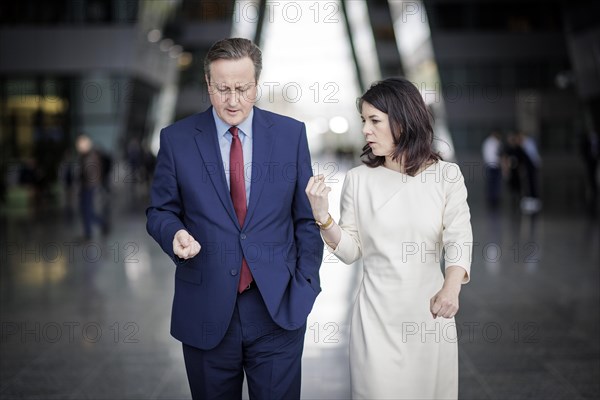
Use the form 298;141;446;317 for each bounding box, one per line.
159;38;174;52
306;117;329;136
178;52;193;69
147;29;162;43
169;45;183;58
329;116;349;134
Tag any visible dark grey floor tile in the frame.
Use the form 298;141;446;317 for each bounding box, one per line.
459;376;493;400
482;371;583;400
544;359;600;399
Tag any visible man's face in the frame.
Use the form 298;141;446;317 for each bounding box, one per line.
76;136;91;154
205;57;258;126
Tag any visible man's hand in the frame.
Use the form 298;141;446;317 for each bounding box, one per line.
173;229;201;260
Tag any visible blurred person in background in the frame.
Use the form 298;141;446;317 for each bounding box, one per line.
0;155;6;206
306;77;473;400
518;132;542;213
142;143;156;187
97;145;113;195
482;131;503;209
503;132;525;209
126;137;143;185
75;134;107;240
580;128;599;214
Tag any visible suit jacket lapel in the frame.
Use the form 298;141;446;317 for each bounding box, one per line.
194;108;240;228
245;107;274;227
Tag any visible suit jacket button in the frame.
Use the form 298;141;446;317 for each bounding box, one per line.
230;269;238;276
240;233;247;240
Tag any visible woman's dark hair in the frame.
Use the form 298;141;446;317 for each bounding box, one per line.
358;77;441;176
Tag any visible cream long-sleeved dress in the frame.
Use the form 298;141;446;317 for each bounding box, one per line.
327;161;473;400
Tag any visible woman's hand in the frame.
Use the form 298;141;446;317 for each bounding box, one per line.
430;266;466;319
305;174;331;222
430;285;460;319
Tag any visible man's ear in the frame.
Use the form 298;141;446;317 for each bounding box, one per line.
205;75;210;87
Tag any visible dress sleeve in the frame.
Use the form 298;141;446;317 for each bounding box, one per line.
442;165;473;283
323;170;362;265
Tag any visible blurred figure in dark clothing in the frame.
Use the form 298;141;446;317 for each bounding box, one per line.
143;146;157;186
518;132;542;214
482;131;503;209
580;129;599;214
503;133;542;214
76;134;107;240
97;148;113;194
0;161;6;205
502;133;524;208
126;138;143;183
503;132;541;214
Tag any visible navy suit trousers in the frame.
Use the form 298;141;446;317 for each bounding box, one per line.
182;285;306;400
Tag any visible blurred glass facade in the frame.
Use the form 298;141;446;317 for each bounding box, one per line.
3;0;598;183
0;0;183;212
425;0;583;152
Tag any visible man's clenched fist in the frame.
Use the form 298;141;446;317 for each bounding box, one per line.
173;229;201;259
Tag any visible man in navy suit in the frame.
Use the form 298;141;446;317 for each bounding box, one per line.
146;38;323;399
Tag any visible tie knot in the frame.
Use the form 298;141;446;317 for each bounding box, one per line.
229;126;239;138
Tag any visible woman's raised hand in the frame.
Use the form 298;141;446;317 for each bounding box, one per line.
305;174;332;222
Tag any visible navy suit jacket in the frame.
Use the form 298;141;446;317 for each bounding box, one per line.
146;106;324;350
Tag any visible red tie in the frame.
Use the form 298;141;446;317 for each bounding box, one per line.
229;126;253;292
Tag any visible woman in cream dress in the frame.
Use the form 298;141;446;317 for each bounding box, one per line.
306;78;472;400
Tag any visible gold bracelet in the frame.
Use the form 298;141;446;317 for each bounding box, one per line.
316;214;334;230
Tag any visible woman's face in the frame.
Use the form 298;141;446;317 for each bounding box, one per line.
361;101;396;157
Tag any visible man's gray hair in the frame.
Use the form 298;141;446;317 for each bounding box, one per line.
204;38;262;82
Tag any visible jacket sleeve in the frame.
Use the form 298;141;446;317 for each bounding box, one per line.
146;130;187;264
292;123;324;290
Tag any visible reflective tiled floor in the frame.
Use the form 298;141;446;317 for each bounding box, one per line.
1;158;598;399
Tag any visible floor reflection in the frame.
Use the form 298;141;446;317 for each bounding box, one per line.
0;156;598;399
